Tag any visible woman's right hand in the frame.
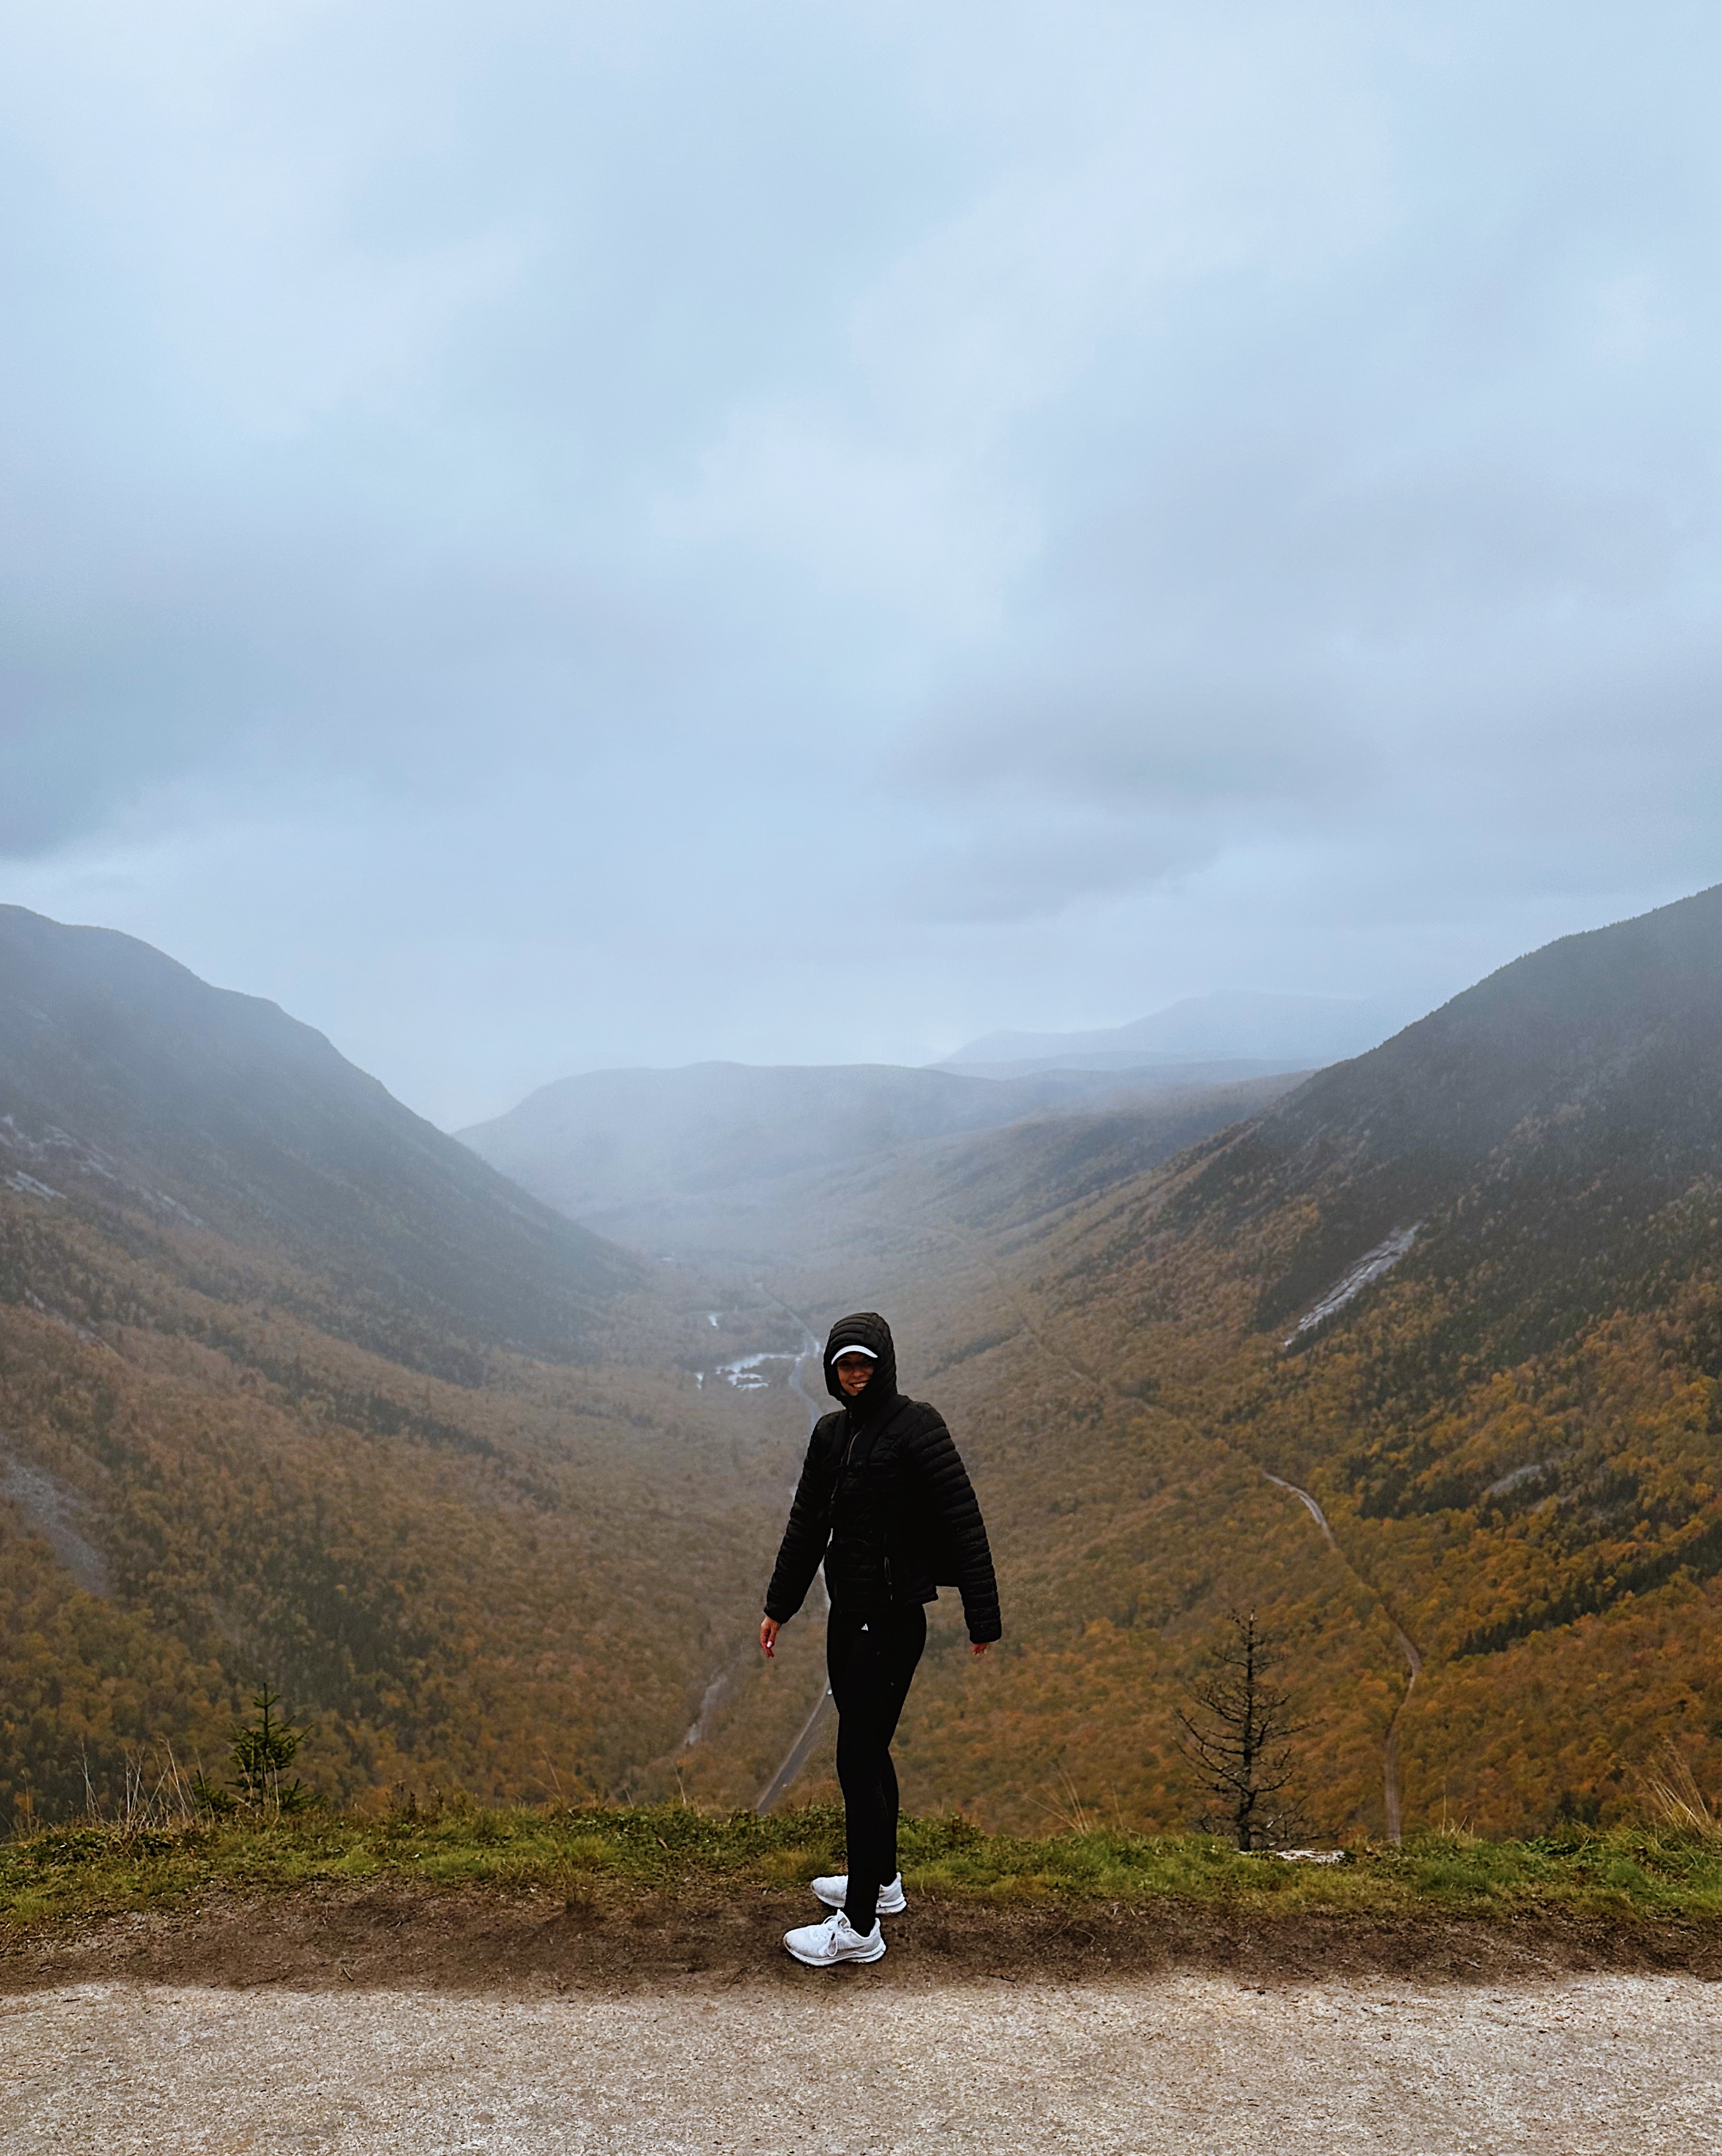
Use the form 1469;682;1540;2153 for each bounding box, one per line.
759;1617;780;1659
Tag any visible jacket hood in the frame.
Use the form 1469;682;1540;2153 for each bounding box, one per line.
824;1311;900;1413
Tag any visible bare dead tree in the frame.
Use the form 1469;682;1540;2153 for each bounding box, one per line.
1178;1610;1308;1850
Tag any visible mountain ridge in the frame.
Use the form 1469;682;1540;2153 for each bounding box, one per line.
1161;881;1722;1343
13;889;1722;1840
0;905;633;1373
457;1055;1295;1223
665;885;1722;1837
0;907;800;1821
942;990;1412;1076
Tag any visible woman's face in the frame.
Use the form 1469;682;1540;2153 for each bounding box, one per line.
834;1352;875;1398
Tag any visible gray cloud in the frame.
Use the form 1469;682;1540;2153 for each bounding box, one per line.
4;2;1722;1121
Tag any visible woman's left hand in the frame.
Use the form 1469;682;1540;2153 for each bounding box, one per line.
969;1641;991;1656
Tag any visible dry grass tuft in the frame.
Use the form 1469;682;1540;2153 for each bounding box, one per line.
1637;1745;1720;1837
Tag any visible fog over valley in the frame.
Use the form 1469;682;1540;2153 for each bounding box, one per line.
10;880;1722;1848
4;4;1722;1124
8;0;1722;1979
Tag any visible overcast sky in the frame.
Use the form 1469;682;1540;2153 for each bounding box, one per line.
4;1;1720;1126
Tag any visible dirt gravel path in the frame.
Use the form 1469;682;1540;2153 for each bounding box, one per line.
4;1968;1718;2154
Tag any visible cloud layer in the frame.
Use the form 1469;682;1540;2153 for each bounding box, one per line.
4;1;1720;1122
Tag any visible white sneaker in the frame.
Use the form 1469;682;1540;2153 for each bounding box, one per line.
783;1911;886;1966
810;1872;907;1916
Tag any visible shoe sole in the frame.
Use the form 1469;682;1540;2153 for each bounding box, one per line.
812;1891;907;1917
785;1936;887;1966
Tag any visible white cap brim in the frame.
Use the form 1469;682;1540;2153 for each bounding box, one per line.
830;1344;879;1360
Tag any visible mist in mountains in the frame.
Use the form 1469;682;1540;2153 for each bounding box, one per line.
458;994;1407;1232
7;0;1722;1858
8;887;1722;1840
612;884;1722;1835
768;884;1722;1835
0;906;805;1817
942;992;1414;1077
9;5;1720;1127
0;908;630;1374
457;1055;1309;1230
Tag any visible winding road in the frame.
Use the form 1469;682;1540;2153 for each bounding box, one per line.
1261;1473;1424;1843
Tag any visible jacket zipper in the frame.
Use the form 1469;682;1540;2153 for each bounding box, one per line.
837;1409;899;1604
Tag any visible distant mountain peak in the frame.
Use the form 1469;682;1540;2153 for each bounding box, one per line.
941;991;1414;1078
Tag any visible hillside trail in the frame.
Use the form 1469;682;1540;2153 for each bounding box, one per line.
4;1965;1715;2154
1261;1475;1424;1842
677;1309;831;1788
752;1301;835;1810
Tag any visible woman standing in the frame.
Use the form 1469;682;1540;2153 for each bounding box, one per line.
760;1311;1001;1966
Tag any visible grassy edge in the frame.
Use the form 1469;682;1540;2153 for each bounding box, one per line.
7;1804;1722;1933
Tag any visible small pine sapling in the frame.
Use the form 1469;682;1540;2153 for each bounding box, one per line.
192;1687;317;1816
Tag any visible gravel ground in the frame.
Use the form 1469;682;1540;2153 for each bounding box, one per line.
2;1969;1718;2154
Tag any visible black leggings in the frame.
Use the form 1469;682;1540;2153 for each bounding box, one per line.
827;1602;927;1932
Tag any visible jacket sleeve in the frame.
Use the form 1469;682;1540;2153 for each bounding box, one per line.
908;1414;1002;1643
762;1422;835;1623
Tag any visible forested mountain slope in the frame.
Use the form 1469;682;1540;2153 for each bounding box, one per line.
0;906;631;1373
1173;880;1722;1353
680;888;1722;1839
14;887;1722;1843
0;911;801;1820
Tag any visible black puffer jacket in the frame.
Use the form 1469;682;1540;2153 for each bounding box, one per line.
764;1312;1002;1644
